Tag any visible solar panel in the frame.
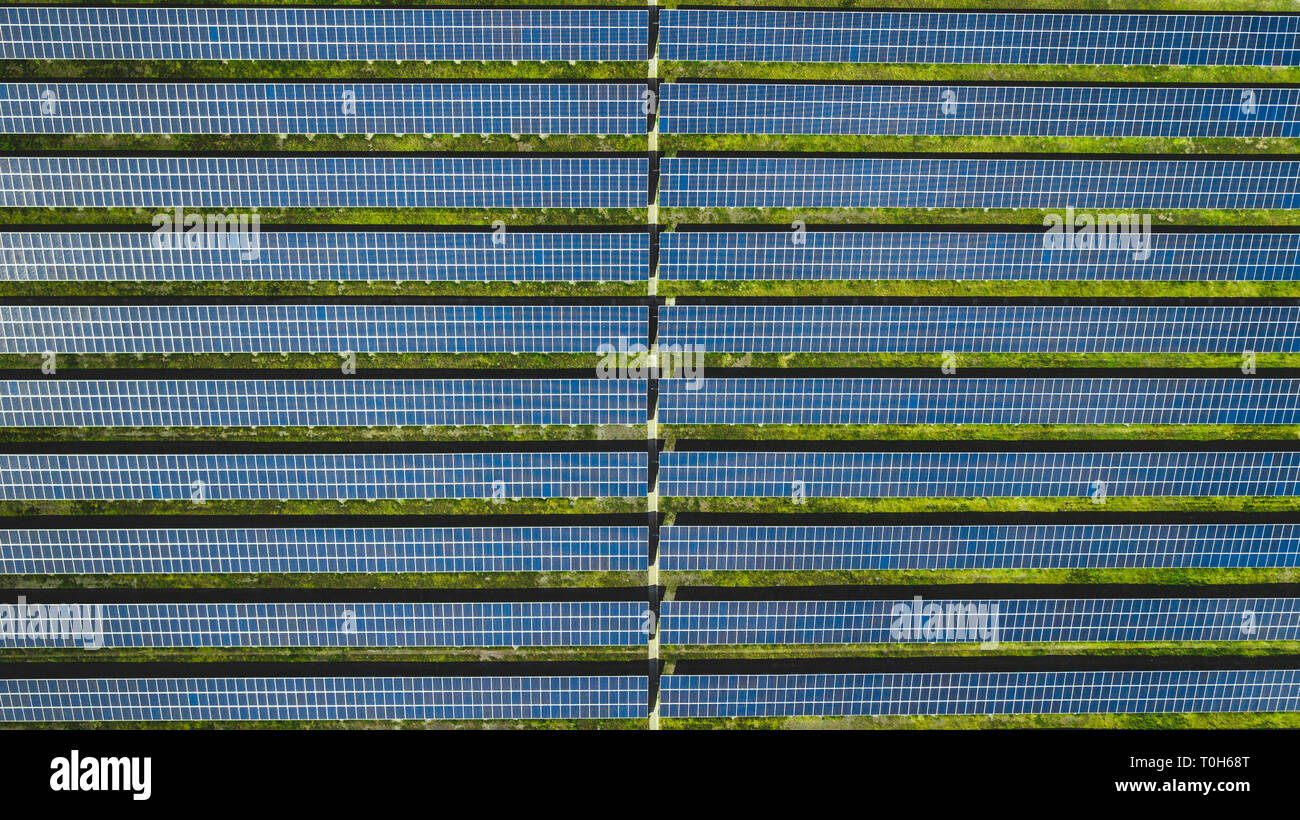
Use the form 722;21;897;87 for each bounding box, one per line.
657;450;1300;498
0;379;646;428
660;598;1300;645
0;7;650;62
657;84;1300;138
0;156;650;208
0;676;650;721
656;305;1300;353
657;378;1300;426
0;602;647;648
0;82;648;136
659;670;1300;718
0;525;650;574
658;157;1300;210
658;523;1300;571
656;10;1300;66
0;305;645;354
0;452;648;501
657;230;1300;282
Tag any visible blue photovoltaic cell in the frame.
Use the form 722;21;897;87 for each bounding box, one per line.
0;83;648;136
0;676;650;721
0;231;651;283
657;157;1300;210
0;379;647;428
0;7;649;62
656;450;1300;498
657;84;1300;138
0;452;648;501
659;670;1300;718
660;598;1300;645
0;156;649;209
0;525;650;575
657;378;1300;426
656;305;1300;353
656;230;1300;282
0;305;645;354
656;10;1300;66
0;602;647;648
657;523;1300;572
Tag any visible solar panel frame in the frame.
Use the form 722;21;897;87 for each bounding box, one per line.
657;450;1300;498
657;523;1300;572
0;231;651;283
658;157;1300;210
658;84;1300;138
0;525;650;575
0;452;649;501
0;675;650;721
0;379;647;428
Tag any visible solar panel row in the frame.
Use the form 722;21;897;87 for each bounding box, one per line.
657;305;1300;353
659;670;1300;718
0;379;646;428
0;305;645;354
658;157;1300;210
656;10;1300;66
0;452;648;501
657;450;1300;499
0;82;648;136
657;378;1300;426
0;676;650;721
657;230;1300;282
0;602;647;648
0;526;650;575
658;84;1300;138
0;156;650;208
0;231;650;283
660;598;1300;645
0;7;650;62
658;523;1300;571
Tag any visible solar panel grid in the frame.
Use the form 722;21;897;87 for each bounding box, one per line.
657;231;1300;282
0;304;646;354
0;526;651;574
659;598;1300;645
657;378;1300;426
657;523;1300;571
0;452;648;501
0;156;650;208
657;157;1300;210
0;378;647;428
658;84;1300;138
657;305;1300;353
0;7;650;62
0;82;648;136
0;675;650;721
659;670;1300;717
657;450;1300;498
656;10;1300;66
0;231;651;283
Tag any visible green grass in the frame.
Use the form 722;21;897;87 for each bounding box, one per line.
0;498;646;517
0;425;645;444
0;60;647;81
660;496;1300;514
0;571;645;590
659;62;1300;85
0;207;646;227
0;352;609;371
664;642;1300;661
658;207;1299;229
691;352;1299;369
657;280;1300;299
661;134;1300;156
1;134;646;154
661;568;1300;588
661;713;1300;730
0;646;646;663
0;281;647;298
661;424;1300;443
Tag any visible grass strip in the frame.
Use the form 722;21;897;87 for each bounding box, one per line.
660;497;1300;514
661;568;1300;587
661;424;1300;443
0;425;646;444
